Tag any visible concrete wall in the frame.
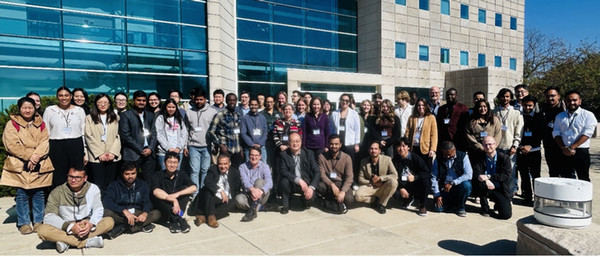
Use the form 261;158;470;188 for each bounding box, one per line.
445;67;522;107
207;0;238;95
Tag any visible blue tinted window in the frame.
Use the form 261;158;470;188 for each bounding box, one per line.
510;58;516;70
0;36;62;68
182;77;208;95
0;5;61;38
181;0;206;26
273;25;302;45
336;15;357;34
305;49;333;67
395;42;406;59
510;17;517;30
306;0;332;13
460;4;469;19
0;68;63;97
494;56;501;67
126;0;179;22
460;51;468;66
127;46;180;73
238;62;273;82
128;73;181;96
182;51;207;75
274;45;303;65
419;0;429;11
63;42;125;71
63;13;125;43
126;20;180;48
337;34;356;51
478;9;486;23
478;53;486;67
306;30;332;48
237;0;271;20
419;45;429;61
396;0;406;5
441;0;450;15
338;52;356;69
306;10;333;30
237;20;271;42
495;13;502;27
62;0;124;15
182;26;206;51
273;5;302;26
440;48;449;63
238;41;271;63
65;71;127;95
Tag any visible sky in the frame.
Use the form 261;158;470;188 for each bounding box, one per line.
525;1;600;47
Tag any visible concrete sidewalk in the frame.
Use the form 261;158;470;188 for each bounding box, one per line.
1;139;599;255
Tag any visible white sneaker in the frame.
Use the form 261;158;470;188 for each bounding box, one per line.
85;236;104;248
56;241;69;253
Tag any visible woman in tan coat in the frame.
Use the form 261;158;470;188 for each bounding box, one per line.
1;97;53;235
85;93;121;191
405;98;438;168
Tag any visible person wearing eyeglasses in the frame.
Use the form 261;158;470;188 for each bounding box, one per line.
37;167;114;253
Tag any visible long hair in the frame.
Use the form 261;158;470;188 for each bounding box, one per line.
90;94;117;124
376;99;396;124
147;92;161;112
72;88;89;106
360;99;373;117
411;97;432;117
159;98;183;128
472;99;495;124
309;96;323;116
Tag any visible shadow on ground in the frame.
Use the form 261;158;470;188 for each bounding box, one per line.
2;205;16;224
438;239;516;255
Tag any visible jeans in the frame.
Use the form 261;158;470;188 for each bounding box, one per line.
243;146;267;163
15;188;45;227
188;146;211;191
434;180;472;212
157;152;184;171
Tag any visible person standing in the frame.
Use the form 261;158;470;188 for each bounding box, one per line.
1;97;54;235
540;86;565;177
367;99;401;157
465;100;502;166
85;94;121;192
395;91;414;137
259;95;281;169
517;95;545;205
147;92;161;113
43;86;86;188
329;94;361;165
302;97;330;161
114;92;128;115
240;98;268;162
428;86;442;116
552;89;598;181
155;99;188;170
493;88;523;196
235;91;251;117
405;98;438;167
119;90;158;182
437;88;468;151
207;93;243;167
72;88;90;115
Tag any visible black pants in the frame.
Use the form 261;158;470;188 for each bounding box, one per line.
153;196;191;223
395;177;430;207
306;148;324;164
279;177;317;209
316;181;354;205
196;187;236;217
229;151;243;169
87;162;118;192
104;209;161;233
559;148;590;181
49;138;85;188
544;144;563;178
517;151;541;201
134;155;157;183
413;150;432;170
473;181;512;220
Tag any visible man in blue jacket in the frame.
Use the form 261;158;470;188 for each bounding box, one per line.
103;162;161;239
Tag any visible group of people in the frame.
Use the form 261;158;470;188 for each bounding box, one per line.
0;84;596;253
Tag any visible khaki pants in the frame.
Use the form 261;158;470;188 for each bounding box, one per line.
235;178;270;210
354;179;398;206
37;217;114;248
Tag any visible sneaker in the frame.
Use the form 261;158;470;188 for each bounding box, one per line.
456;209;467;217
142;224;155;233
33;223;42;232
178;218;191;233
107;224;125;239
168;221;181;233
19;224;33;235
85;236;104;248
56;241;69;253
241;208;257;222
207;215;219;228
417;206;427;217
401;196;414;209
341;203;348;214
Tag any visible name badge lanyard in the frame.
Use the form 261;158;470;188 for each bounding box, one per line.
499;109;509;127
568;113;578;129
195;108;204;129
253;115;261;138
60;108;71;129
101;117;108;142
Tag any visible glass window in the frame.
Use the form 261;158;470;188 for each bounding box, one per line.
495;13;502;27
126;0;179;22
337;34;356;51
396;0;406;5
338;52;356;69
305;49;333;67
237;20;271;42
510;17;517;30
127;46;180;73
441;0;450;15
182;51;207;75
478;9;486;23
2;0;60;8
510;58;517;70
273;5;303;26
273;25;302;45
494;56;502;67
237;0;271;20
440;48;449;63
239;82;286;98
63;13;125;43
63;42;125;71
419;0;429;11
306;0;332;13
238;41;271;63
65;71;127;95
306;30;332;49
306;10;333;31
0;68;63;97
460;51;468;66
0;36;62;68
182;26;207;51
126;20;180;48
0;5;61;39
182;77;208;95
460;4;469;19
238;62;273;82
181;0;206;26
336;15;357;34
478;53;486;67
128;73;181;96
336;0;357;16
274;45;303;65
419;45;429;61
395;42;406;59
62;0;124;15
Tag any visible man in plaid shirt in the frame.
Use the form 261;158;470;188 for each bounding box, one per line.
208;93;243;167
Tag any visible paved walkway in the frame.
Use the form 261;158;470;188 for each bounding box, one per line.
1;139;599;255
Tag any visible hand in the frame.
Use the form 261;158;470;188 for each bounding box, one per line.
172;201;181;215
27;160;36;171
354;144;360;153
509;146;517;155
220;191;229;203
371;175;380;184
324;148;329;152
123;209;137;226
136;212;148;223
380;140;386;147
83;158;88;166
250;187;263;201
142;148;152;157
407;174;415;182
106;153;115;162
298;179;308;192
183;148;189;157
219;144;229;155
435;196;443;208
29;154;40;164
519;145;531;155
478;174;489;182
428;150;435;158
279;145;288;152
331;184;340;197
399;188;409;199
336;191;345;203
73;220;92;238
443;183;452;193
304;187;314;200
485;179;495;190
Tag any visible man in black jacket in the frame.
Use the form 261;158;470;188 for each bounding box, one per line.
517;95;545;205
278;132;320;214
392;137;431;216
103;162;161;239
119;90;158;181
194;155;241;228
472;136;512;219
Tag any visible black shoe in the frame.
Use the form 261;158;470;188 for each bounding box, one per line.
280;208;289;215
178;218;190;233
142;224;155;233
241;208;257;222
263;203;282;212
107;224;125;239
374;203;386;214
479;209;491;217
401;196;414;209
168;221;181;233
341;203;348;214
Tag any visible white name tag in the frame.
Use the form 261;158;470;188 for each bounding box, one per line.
62;127;72;134
253;128;262;136
194;127;202;132
339;126;345;131
501;125;508;131
283;135;289;141
444;119;450;124
101;134;107;142
364;127;368;133
312;129;320;135
330;172;337;179
414;133;421;140
128;208;135;214
401;175;407;181
143;128;150;137
381;131;388;137
524;131;532;137
233;128;241;134
480;131;488;137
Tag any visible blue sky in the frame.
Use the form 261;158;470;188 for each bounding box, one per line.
525;1;600;47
